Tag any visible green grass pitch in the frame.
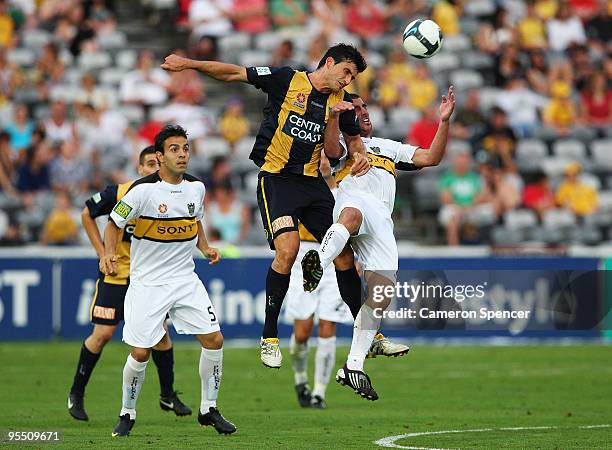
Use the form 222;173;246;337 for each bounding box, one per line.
1;342;611;449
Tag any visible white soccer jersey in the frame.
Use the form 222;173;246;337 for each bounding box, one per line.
334;135;419;213
109;172;205;284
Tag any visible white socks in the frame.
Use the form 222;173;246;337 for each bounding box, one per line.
290;334;309;385
313;336;336;399
120;354;148;419
319;223;351;269
347;305;380;371
199;348;223;414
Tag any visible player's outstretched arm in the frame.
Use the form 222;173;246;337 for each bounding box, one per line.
161;54;247;82
197;221;221;265
101;220;120;276
323;102;349;160
81;207;104;258
412;85;456;168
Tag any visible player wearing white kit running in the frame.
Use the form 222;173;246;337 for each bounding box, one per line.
301;87;456;400
101;125;236;437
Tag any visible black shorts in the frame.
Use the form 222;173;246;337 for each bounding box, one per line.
256;171;334;250
90;273;128;326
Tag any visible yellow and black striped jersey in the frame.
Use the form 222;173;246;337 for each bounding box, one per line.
246;66;361;177
109;172;204;285
85;181;136;285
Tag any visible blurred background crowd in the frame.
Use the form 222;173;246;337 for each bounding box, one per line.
0;0;610;248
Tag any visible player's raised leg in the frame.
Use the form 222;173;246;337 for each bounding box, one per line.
113;346;150;437
68;323;116;421
153;323;192;416
290;319;314;407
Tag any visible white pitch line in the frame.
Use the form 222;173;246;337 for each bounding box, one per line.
374;424;611;449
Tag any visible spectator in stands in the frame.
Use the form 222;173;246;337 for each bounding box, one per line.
451;88;485;142
231;0;270;35
567;43;593;91
0;47;20;114
494;44;524;87
345;0;387;41
496;77;548;138
518;0;548;50
408;64;437;112
188;0;232;42
523;170;556;220
526;50;550;95
476;7;515;55
40;190;79;245
586;1;611;53
569;0;599;20
386;0;426;34
120;50;170;106
406;103;439;149
542;80;585;138
68;4;98;57
480;107;517;161
432;0;461;36
0;0;15;48
0;131;15;194
556;162;598;216
44;100;76;145
270;0;309;32
190;35;218;61
35;42;65;85
75;72;110;110
547;1;587;53
535;0;558;20
219;97;249;151
204;156;232;193
305;33;329;70
87;0;117;35
0;221;24;246
5;103;33;155
438;151;491;245
206;179;250;244
271;39;304;69
168;50;205;105
49;139;91;194
580;71;611;129
309;0;347;42
478;153;520;219
15;142;52;193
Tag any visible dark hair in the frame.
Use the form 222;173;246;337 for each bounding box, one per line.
349;93;361;100
139;145;156;165
154;124;188;154
316;44;367;73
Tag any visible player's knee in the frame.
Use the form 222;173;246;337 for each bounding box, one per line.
294;328;310;343
201;331;224;350
339;208;362;234
275;242;299;269
91;326;115;347
318;321;336;338
131;347;150;362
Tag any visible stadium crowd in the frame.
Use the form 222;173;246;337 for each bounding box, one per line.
0;0;610;246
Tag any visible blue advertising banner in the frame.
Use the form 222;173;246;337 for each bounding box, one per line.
0;259;54;340
60;258;101;339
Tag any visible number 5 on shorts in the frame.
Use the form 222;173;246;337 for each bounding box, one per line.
207;306;216;322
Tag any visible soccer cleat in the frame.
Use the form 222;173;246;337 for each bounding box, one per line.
260;337;282;368
198;407;237;435
68;394;89;421
160;391;192;416
336;364;379;401
367;333;410;359
310;395;327;409
301;249;323;292
295;382;312;408
111;413;135;437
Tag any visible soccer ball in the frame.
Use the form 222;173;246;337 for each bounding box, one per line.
402;19;443;59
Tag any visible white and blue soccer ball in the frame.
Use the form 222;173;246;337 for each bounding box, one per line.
402;19;443;59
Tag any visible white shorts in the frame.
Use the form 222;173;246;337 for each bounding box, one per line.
284;242;353;324
123;273;220;348
334;186;398;278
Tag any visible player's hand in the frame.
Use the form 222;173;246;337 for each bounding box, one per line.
161;54;192;72
329;101;354;119
439;85;456;122
202;247;221;265
100;254;117;276
351;152;370;177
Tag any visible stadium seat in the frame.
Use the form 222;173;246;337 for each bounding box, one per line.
459;17;481;36
584;210;612;227
464;0;496;16
254;32;283;51
59;49;74;66
579;173;601;190
388;107;420;140
541;157;573;177
591;139;612;172
219;33;251;55
570;226;602;245
22;29;51;48
552;139;586;160
450;69;484;91
201;137;230;158
97;31;128;49
95;86;120;108
235;136;256;160
542;208;576;229
491;226;524;245
447;140;471;157
115;49;137;70
516;139;547;171
78;52;112;71
414;175;441;211
239;50;270;68
461;51;494;70
49;84;81;103
366;105;386;127
99;67;128;86
504;209;538;231
442;35;472;53
477;87;502;113
6;48;36;66
118;104;144;124
598;190;612;212
426;52;460;73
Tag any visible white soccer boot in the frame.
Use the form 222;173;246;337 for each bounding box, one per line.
260;337;282;368
367;333;410;358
